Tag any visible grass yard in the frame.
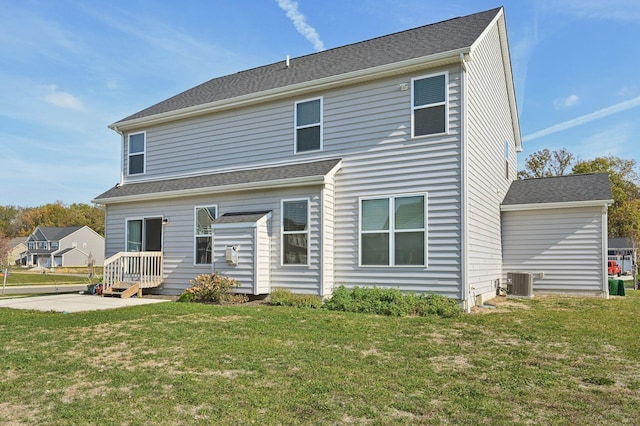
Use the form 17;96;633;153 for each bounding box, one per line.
1;292;639;425
0;272;88;286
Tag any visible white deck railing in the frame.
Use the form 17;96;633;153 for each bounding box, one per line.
103;251;163;290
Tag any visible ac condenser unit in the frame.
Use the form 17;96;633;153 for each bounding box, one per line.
507;272;534;298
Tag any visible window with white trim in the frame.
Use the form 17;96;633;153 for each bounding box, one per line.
128;132;145;175
412;73;447;137
282;199;309;265
295;98;322;153
360;194;426;266
194;206;217;264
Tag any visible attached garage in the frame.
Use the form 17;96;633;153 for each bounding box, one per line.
501;173;613;297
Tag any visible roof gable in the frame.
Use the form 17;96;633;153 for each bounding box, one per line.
502;173;613;209
111;7;503;128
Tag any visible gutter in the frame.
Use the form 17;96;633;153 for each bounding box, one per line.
92;175;328;205
501;199;614;212
109;48;470;132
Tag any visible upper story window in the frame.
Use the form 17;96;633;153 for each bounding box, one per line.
360;194;427;267
412;73;447;138
282;199;309;265
128;132;146;175
295;98;322;153
194;206;217;265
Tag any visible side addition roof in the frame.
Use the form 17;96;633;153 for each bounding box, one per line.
110;7;507;130
501;173;613;211
93;158;342;204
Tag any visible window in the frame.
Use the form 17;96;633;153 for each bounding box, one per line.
194;206;217;264
295;98;322;153
282;199;309;265
127;218;162;252
412;73;447;137
360;194;426;266
128;132;145;175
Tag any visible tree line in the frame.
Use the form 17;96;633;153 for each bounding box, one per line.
519;149;640;245
0;201;105;239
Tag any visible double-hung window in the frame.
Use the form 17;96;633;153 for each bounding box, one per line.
412;73;447;137
128;132;145;175
295;98;322;153
194;206;217;265
282;199;309;265
360;194;426;266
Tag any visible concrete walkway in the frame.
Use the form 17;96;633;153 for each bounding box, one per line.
0;293;170;313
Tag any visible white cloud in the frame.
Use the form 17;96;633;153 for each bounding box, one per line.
43;85;84;110
553;94;579;109
276;0;325;51
523;95;640;142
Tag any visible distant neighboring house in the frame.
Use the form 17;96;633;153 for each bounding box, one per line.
7;237;27;265
21;226;105;268
608;237;637;276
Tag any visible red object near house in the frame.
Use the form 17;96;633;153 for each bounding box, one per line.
607;260;621;276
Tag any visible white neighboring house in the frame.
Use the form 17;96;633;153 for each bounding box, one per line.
93;7;614;306
22;226;105;268
7;237;27;265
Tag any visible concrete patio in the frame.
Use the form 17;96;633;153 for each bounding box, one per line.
0;293;170;313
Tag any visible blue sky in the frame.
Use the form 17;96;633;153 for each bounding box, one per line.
1;0;639;207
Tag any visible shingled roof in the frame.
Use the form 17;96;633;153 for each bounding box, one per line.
113;7;503;126
94;158;342;203
502;173;613;208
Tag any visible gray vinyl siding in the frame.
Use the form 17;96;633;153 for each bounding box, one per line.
330;70;463;299
59;228;105;264
105;186;322;295
502;207;607;296
212;226;257;294
114;66;465;298
464;22;516;297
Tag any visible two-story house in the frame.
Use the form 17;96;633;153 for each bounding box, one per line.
94;7;613;306
22;226;105;268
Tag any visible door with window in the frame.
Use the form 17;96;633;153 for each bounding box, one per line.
127;218;163;252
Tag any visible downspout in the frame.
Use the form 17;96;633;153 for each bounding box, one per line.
602;203;610;299
459;53;471;313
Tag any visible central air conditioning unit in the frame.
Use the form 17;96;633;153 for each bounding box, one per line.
507;272;534;298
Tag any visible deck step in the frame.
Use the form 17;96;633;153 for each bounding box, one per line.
103;282;140;299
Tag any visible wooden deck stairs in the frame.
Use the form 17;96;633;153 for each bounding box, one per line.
103;282;141;299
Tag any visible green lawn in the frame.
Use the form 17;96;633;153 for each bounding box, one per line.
1;293;639;425
0;272;88;286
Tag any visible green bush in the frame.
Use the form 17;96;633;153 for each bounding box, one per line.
178;273;248;304
323;285;461;318
269;288;322;308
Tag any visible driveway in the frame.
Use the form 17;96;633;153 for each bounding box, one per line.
0;293;170;313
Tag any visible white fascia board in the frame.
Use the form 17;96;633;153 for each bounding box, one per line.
469;7;521;151
109;50;469;132
92;175;325;205
501;199;614;212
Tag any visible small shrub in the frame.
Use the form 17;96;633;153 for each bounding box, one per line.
178;273;248;304
270;288;322;308
323;285;461;318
